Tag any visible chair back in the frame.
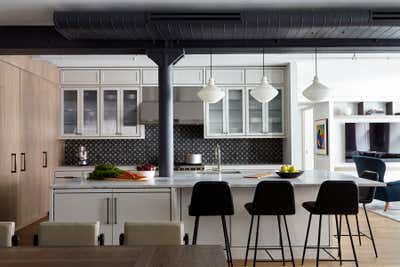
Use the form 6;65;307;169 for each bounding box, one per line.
353;155;386;182
122;221;183;245
0;222;15;247
38;222;100;247
315;181;359;215
251;181;295;215
189;181;234;216
359;171;378;204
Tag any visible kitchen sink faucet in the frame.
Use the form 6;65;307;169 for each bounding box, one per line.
215;144;222;173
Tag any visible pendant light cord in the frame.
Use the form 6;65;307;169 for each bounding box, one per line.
210;49;213;77
262;47;265;77
314;48;318;77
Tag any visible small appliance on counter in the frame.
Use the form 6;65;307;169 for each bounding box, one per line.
184;152;202;165
77;145;88;166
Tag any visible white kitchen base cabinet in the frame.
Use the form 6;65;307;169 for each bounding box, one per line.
51;188;174;245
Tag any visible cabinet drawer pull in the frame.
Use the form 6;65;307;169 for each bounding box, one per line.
20;153;26;172
114;198;117;225
106;198;110;225
42;151;48;168
11;153;17;173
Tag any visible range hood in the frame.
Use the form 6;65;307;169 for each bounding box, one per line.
53;10;400;41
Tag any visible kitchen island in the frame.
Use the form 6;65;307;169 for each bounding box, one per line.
50;169;384;259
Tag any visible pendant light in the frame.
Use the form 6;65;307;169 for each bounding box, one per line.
197;52;225;103
303;48;331;102
250;48;278;103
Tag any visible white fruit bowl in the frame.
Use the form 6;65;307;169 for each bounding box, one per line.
136;170;156;179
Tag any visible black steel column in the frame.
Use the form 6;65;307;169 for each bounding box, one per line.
147;48;185;177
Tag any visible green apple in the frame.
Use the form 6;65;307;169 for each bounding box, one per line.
288;165;298;173
280;165;289;173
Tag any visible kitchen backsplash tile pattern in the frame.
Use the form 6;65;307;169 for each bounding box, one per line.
63;125;283;165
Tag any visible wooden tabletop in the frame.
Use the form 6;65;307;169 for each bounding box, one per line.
0;245;227;267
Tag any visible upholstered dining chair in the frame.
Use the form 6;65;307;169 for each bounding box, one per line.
119;221;184;245
353;155;400;211
0;222;19;247
34;222;104;247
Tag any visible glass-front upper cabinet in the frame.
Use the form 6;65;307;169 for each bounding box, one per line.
246;87;284;136
62;88;99;137
101;87;141;137
205;87;245;137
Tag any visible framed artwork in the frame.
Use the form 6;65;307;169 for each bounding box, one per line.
315;119;328;155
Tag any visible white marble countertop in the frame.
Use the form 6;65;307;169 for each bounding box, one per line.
52;170;385;190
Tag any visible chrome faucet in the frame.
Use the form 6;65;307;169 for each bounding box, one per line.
215;144;222;173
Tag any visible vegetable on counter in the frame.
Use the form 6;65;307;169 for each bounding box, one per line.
88;163;146;180
88;163;124;180
137;163;157;171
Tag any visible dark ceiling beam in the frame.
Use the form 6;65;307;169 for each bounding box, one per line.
3;26;400;54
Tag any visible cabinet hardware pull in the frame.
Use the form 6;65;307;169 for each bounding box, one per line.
42;151;48;168
114;198;117;225
20;153;26;172
11;153;17;173
106;198;110;225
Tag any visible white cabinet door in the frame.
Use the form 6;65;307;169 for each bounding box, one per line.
142;69;158;85
120;88;140;136
100;69;140;85
206;69;245;84
61;70;100;85
53;191;114;245
173;69;204;85
112;189;172;244
82;88;100;136
61;88;79;136
101;88;119;136
245;68;285;84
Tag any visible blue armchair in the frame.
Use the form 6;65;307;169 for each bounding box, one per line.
353;155;400;211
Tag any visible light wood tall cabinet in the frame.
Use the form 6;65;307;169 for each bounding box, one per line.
0;56;61;229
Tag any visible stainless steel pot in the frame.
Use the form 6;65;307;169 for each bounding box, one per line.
184;153;202;164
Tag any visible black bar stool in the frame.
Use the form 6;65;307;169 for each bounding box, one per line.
189;181;234;267
301;180;359;267
244;181;296;267
338;171;379;257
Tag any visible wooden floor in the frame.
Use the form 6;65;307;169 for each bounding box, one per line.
17;212;400;267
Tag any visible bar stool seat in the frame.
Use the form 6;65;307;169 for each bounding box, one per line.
189;181;234;267
302;201;316;212
244;181;296;267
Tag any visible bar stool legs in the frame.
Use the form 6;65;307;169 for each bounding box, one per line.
301;214;312;265
334;215;342;265
345;215;359;267
283;216;296;267
355;215;362;246
277;216;286;266
363;204;378;257
253;216;260;267
192;216;199;245
244;215;254;266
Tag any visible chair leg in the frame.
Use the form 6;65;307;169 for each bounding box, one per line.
283;216;295;267
345;215;359;267
334;215;342;265
253;216;260;267
192;216;199;245
301;213;312;265
316;215;322;267
221;216;233;267
277;215;285;266
355;215;362;246
363;204;378;258
244;215;254;266
384;202;389;212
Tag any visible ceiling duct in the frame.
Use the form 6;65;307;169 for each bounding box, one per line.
53;10;400;41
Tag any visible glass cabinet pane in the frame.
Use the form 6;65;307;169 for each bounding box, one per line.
268;89;283;133
63;90;78;134
121;90;138;135
102;90;118;135
83;90;98;135
208;99;224;134
228;89;243;134
248;92;263;134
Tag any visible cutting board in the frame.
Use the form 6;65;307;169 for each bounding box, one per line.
243;173;275;179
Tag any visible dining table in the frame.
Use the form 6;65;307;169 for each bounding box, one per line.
0;245;227;267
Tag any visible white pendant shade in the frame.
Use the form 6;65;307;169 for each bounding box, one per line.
302;75;331;102
197;77;225;104
250;76;278;103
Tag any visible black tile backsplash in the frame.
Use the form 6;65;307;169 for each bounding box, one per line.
63;125;283;165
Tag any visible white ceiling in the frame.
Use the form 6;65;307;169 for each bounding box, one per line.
2;0;400;25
